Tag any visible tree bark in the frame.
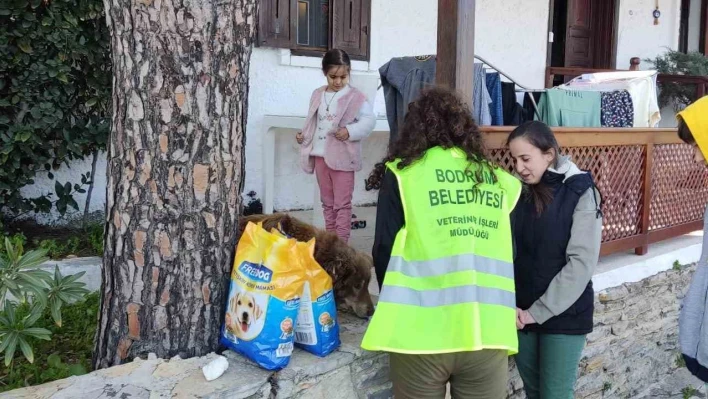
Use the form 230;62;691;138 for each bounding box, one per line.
94;0;256;368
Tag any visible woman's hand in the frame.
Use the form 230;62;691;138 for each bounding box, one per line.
334;127;350;141
516;308;525;330
519;310;537;326
516;308;537;329
296;132;304;144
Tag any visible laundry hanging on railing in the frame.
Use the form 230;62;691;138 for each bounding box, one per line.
473;63;493;126
485;72;503;126
378;54;546;133
600;91;634;128
554;70;661;128
501;82;524;125
500;82;542;126
379;55;436;144
476;54;544;125
536;89;602;127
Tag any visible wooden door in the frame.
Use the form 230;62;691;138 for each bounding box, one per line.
564;0;594;68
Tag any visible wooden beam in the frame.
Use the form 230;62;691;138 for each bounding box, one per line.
436;0;476;110
701;0;708;55
680;0;691;53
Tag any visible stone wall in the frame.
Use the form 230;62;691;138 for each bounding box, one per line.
509;265;699;399
6;267;699;399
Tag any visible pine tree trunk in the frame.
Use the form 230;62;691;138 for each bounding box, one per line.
94;0;257;368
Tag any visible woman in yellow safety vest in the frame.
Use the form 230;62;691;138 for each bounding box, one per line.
362;87;521;399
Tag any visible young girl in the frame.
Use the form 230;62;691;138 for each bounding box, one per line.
677;96;708;386
296;49;375;243
508;121;602;399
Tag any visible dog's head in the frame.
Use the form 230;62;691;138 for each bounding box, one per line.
231;292;263;333
330;250;375;318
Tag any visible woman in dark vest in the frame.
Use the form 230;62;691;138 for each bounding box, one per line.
507;121;602;399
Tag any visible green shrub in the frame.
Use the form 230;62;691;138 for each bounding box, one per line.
34;225;101;259
0;233;26;257
0;292;98;392
682;385;698;399
87;223;103;255
0;238;89;369
0;0;110;216
646;50;708;110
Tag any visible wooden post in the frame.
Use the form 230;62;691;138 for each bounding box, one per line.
436;0;476;110
697;82;706;101
636;142;654;256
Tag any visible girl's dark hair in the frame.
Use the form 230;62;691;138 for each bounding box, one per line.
677;117;695;145
322;49;351;73
365;87;495;191
506;121;560;214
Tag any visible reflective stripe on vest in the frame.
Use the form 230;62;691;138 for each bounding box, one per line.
379;284;516;308
387;254;514;280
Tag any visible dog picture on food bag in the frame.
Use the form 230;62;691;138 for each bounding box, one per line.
225;283;269;341
319;312;334;333
280;317;294;340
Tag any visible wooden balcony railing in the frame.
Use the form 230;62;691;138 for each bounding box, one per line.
481;127;708;257
545;58;642;88
657;74;708;102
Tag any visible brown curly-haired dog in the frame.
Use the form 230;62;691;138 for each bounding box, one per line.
238;213;374;318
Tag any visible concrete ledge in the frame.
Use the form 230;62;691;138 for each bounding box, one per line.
593;232;702;292
5;313;391;399
38;256;102;292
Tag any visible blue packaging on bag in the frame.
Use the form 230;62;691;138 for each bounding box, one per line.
221;222;305;370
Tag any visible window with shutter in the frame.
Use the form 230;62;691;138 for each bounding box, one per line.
257;0;370;61
331;0;369;59
258;0;296;48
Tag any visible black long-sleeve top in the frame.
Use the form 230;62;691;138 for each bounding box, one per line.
371;170;405;290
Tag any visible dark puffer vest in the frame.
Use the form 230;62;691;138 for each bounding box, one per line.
513;169;598;335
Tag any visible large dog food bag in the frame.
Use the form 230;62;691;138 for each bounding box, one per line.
271;230;341;357
221;222;306;370
269;227;340;357
292;238;340;357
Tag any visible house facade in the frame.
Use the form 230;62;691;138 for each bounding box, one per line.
21;0;707;222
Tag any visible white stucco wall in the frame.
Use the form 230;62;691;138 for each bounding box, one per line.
18;152;108;224
21;0;690;223
247;0;551;212
616;0;681;69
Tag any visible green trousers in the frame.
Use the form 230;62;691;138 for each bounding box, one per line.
389;349;508;399
515;331;586;399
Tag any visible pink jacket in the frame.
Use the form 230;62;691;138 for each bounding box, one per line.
300;86;368;174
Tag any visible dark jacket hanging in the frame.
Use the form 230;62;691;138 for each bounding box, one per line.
502;82;524;125
379;56;436;145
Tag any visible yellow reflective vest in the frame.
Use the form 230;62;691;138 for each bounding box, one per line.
361;146;522;354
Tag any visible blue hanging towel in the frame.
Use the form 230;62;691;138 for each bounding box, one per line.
485;72;504;126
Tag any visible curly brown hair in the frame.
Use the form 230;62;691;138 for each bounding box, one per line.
365;87;495;190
